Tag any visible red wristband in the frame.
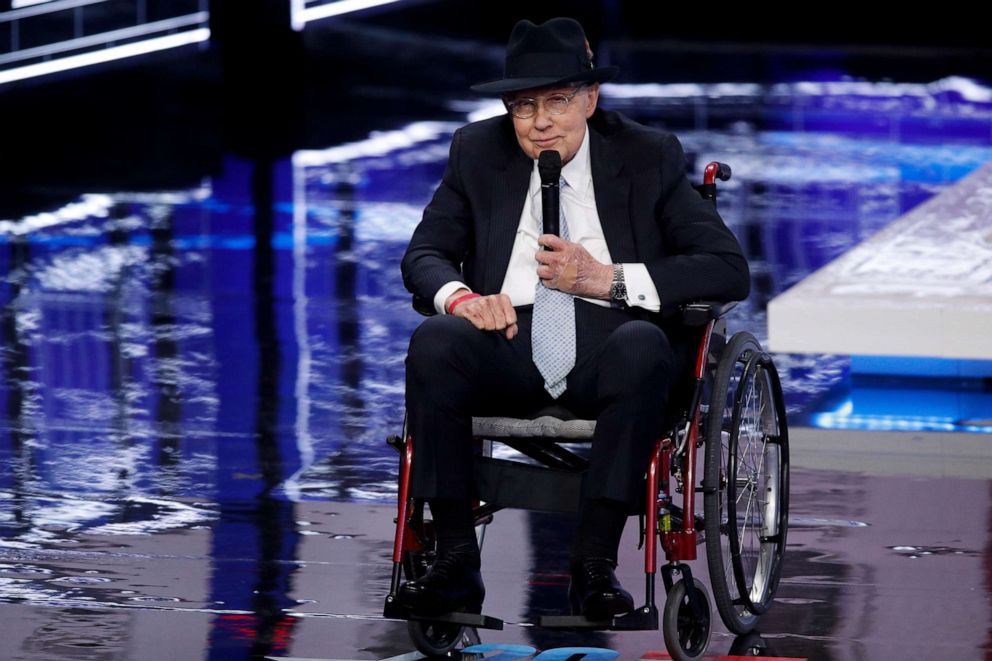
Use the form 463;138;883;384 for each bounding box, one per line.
447;292;481;314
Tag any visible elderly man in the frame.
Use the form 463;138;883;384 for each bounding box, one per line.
398;17;749;619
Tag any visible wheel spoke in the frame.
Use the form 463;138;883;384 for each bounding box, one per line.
732;364;773;601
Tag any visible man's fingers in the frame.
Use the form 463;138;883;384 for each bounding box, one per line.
535;249;567;267
499;294;517;326
538;234;568;251
456;294;519;335
488;297;507;330
476;295;509;330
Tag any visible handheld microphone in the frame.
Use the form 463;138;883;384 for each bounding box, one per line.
538;150;562;242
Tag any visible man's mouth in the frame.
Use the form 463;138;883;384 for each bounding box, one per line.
532;137;559;148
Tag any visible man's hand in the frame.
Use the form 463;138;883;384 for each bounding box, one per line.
535;234;613;299
445;290;518;339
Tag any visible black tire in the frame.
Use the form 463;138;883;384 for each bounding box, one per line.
662;578;712;661
703;331;789;634
407;619;465;657
401;509;482;657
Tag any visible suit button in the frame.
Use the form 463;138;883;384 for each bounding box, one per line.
638;294;645;300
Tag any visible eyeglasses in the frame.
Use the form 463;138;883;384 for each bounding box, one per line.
504;87;586;120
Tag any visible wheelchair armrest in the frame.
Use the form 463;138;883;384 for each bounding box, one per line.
411;293;435;317
681;300;739;327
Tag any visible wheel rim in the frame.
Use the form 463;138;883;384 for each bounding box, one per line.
664;579;712;660
725;353;784;614
676;592;709;655
713;347;756;625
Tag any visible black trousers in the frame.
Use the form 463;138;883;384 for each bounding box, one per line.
405;299;688;509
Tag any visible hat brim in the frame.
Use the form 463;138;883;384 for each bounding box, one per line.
470;66;619;95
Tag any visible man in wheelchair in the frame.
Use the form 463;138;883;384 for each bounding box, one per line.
398;17;749;621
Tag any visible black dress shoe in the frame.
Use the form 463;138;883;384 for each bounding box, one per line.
398;546;485;616
568;556;634;620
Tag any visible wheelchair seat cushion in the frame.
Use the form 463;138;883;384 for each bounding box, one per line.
472;404;596;439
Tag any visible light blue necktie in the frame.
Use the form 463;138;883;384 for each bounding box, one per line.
532;177;576;398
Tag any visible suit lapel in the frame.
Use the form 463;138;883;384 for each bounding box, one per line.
482;119;636;292
589;125;636;262
484;148;531;294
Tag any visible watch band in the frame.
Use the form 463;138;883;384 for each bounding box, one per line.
609;263;627;303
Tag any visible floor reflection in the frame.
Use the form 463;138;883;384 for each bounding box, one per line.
207;157;302;660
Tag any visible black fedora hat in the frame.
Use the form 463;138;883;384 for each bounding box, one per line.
471;17;619;95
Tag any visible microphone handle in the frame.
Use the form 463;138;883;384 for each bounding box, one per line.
541;182;560;241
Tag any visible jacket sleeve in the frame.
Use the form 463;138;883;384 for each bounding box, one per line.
401;129;474;315
644;132;750;315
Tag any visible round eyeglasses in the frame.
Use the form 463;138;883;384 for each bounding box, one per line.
504;87;586;120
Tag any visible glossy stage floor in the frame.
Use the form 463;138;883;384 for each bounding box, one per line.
0;430;988;660
2;35;992;661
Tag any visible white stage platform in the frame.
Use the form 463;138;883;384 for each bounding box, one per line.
768;160;992;362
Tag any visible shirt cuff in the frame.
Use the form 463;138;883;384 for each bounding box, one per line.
434;281;471;315
621;263;661;312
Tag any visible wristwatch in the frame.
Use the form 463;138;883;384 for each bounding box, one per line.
609;263;627;304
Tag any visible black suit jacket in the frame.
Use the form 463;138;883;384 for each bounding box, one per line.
401;108;749;319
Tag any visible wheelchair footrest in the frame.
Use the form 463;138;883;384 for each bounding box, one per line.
409;610;504;630
539;605;658;630
383;597;504;630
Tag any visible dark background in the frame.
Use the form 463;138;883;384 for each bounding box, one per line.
2;0;989;219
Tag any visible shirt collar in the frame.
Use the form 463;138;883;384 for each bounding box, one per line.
561;126;592;196
529;125;593;198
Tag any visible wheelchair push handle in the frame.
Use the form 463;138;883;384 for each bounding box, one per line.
695;161;732;204
703;162;732;185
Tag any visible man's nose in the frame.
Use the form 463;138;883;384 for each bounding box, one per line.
533;103;554;129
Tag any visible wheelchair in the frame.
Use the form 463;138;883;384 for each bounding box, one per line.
383;162;790;661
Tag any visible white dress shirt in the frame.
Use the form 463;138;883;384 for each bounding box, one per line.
433;127;662;314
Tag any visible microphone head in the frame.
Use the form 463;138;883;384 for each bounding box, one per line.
538;150;562;184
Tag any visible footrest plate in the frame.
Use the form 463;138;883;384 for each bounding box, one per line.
409;611;504;631
383;597;503;629
540;605;657;630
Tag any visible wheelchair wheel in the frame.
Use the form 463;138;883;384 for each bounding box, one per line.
662;578;712;661
703;331;789;634
407;619;465;657
402;550;469;657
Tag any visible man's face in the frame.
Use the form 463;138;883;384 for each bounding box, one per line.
506;83;599;165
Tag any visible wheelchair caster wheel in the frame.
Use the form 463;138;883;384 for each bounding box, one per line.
662;578;712;661
407;619;465;657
